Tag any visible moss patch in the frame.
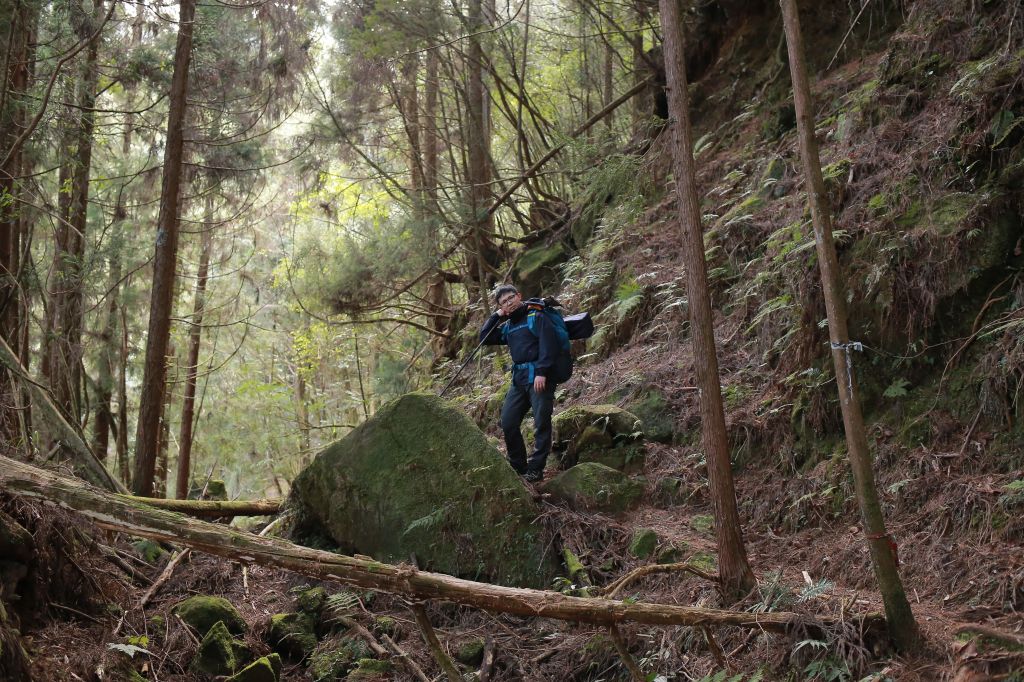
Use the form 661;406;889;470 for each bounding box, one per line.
172;595;246;637
542;462;645;514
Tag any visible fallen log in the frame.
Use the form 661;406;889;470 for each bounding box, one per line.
125;496;283;518
0;454;828;633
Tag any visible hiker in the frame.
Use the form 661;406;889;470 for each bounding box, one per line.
480;285;561;483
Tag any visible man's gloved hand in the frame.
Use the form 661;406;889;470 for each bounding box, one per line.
533;375;547;392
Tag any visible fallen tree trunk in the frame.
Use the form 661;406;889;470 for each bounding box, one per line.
0;454;824;632
125;496;283;518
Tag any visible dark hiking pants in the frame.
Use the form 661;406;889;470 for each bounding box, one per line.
500;382;555;475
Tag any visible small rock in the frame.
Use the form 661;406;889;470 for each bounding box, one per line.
628;529;659;559
542;463;645;514
172;596;246;637
267;612;318;660
192;620;250;676
226;654;281;682
455;637;486;666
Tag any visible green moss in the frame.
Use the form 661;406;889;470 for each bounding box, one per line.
131;539;165;564
455;638;486;666
347;658;394;680
689;551;717;573
172;596;246;637
226;655;279;682
542;463;645;514
628;529;658;559
371;616;398;638
192;621;250;676
690;515;714;536
295;586;327;615
307;635;370;681
268;612;318;660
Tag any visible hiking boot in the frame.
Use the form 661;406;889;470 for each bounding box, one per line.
523;470;543;483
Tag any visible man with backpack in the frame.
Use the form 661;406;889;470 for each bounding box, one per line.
480;284;565;483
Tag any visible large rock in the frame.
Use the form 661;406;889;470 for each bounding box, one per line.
542;463;645;514
553;405;646;473
290;393;557;587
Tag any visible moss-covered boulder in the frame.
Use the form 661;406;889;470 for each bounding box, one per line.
268;612;318;660
172;596;246;637
553;404;645;472
542;463;645;514
307;635;370;681
628;529;658;559
191;620;251;676
226;654;282;682
290;393;558;587
511;242;567;298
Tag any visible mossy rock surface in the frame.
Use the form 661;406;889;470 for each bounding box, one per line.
296;586;327;616
512;242;567;298
172;596;246;637
541;463;645;514
130;539;164;565
554;404;645;472
346;658;394;680
455;637;486;665
629;529;658;559
290;393;558;587
623;389;676;444
268;612;318;660
226;654;281;682
192;620;250;676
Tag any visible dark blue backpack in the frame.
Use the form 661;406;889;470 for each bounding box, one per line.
502;298;594;385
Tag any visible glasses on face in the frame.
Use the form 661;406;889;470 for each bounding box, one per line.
498;294;518;308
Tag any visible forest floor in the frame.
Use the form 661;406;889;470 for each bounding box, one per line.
9;396;1022;682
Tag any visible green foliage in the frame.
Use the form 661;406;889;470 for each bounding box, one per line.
882;378;910;398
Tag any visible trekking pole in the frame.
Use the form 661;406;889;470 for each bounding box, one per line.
438;336;488;398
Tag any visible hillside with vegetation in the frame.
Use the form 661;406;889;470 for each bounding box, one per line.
1;0;1022;680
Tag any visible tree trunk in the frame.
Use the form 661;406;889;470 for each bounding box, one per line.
133;0;197;496
0;453;821;634
175;190;214;499
778;0;920;651
465;0;496;302
116;304;130;483
658;0;756;600
0;335;124;492
43;0;104;421
91;225;122;462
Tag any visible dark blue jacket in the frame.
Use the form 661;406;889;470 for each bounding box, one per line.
480;304;560;386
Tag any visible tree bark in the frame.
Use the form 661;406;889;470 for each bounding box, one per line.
133;0;197;496
43;0;104;421
92;203;124;462
778;0;920;651
125;495;283;518
465;0;496;302
658;0;756;600
175;190;213;499
0;453;814;633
